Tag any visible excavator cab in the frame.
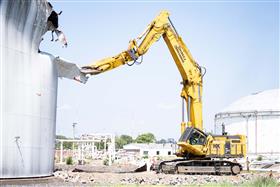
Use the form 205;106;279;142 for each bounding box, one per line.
177;127;208;158
179;127;207;145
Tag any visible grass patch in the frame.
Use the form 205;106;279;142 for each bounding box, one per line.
66;156;73;165
246;176;278;187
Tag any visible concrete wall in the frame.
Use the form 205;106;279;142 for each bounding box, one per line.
0;0;58;178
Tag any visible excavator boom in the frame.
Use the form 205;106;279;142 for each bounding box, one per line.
82;10;203;131
82;10;246;175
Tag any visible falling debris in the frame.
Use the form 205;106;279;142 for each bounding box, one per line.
54;30;68;47
54;57;88;84
46;2;67;48
46;2;62;30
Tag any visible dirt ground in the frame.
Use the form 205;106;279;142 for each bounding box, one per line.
1;163;279;186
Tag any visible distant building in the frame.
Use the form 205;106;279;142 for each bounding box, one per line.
123;143;177;158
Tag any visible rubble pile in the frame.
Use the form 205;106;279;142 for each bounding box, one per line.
53;170;280;186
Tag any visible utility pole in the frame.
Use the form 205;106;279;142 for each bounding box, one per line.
72;122;77;154
72;122;77;139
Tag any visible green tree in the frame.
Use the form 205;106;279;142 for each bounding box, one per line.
66;156;73;165
55;135;73;150
115;134;133;149
156;139;167;144
95;138;111;151
166;138;176;144
135;133;156;143
256;155;263;161
56;135;68;139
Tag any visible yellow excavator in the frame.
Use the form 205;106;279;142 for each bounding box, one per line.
82;10;246;175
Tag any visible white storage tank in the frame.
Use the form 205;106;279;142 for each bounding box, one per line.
0;0;57;178
215;89;280;159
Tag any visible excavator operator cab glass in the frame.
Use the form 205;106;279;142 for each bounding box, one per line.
189;131;206;145
179;127;207;146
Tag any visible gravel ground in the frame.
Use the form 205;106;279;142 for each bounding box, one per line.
53;170;280;186
1;164;279;186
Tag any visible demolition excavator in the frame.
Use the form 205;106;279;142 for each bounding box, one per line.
81;10;246;175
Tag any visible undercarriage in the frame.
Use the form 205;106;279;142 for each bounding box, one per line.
155;158;242;175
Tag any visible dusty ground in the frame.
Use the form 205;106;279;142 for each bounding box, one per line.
53;170;280;186
1;163;279;186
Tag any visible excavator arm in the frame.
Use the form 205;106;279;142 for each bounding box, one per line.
81;11;246;174
82;10;203;133
81;11;167;74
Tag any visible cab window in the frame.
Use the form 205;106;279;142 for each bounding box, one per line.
189;131;206;145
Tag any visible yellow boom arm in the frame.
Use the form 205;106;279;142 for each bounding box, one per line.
82;10;203;133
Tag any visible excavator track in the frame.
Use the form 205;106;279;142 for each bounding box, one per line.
157;159;242;175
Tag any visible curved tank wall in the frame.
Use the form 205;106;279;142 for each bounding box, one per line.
0;0;58;178
215;89;280;159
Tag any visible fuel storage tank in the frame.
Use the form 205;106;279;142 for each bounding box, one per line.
0;0;58;178
215;89;280;159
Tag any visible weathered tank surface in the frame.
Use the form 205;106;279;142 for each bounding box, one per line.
0;0;85;178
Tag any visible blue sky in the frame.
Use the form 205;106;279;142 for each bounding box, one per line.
41;1;279;140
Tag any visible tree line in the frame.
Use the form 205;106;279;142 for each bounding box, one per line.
114;133;176;149
56;133;175;150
